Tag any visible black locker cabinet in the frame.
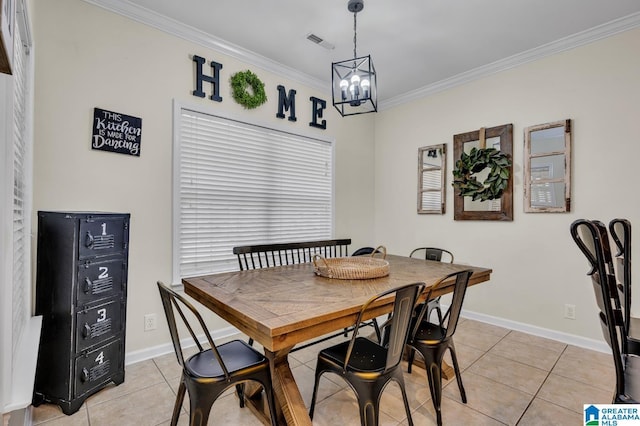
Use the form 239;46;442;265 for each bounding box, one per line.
33;211;129;415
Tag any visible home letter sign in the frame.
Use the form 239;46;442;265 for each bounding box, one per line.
309;96;327;130
192;55;223;102
276;85;297;122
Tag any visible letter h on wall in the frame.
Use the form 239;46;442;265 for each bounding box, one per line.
192;55;223;102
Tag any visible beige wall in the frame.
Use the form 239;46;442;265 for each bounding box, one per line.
31;0;640;357
374;27;640;341
31;0;375;354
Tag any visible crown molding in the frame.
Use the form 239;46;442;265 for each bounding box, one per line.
82;0;330;93
380;11;640;110
83;1;639;111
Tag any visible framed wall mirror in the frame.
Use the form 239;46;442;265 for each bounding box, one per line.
524;119;572;212
453;124;513;221
418;144;446;214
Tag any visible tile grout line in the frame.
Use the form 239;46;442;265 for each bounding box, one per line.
513;344;571;425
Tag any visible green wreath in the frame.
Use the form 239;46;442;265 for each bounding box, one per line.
452;147;511;201
230;70;267;109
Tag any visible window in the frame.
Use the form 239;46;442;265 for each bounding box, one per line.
1;0;37;412
173;106;334;282
11;14;28;357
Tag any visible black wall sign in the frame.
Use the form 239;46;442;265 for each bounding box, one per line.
92;108;142;156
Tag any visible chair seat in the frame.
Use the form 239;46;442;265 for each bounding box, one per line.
411;319;446;344
320;337;387;372
186;340;267;379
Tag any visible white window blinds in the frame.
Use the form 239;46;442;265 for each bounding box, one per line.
174;108;333;280
11;17;29;358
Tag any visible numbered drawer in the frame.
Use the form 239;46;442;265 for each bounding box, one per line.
78;216;129;260
74;339;123;397
77;259;126;305
75;299;124;352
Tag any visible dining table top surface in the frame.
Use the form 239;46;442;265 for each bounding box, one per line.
183;254;492;352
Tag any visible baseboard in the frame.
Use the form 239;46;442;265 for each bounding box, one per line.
124;325;240;365
124;312;610;366
461;309;610;354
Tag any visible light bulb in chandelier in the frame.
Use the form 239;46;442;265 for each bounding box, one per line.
340;79;349;100
361;78;370;98
349;74;361;103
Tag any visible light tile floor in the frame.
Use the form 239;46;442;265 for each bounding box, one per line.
31;318;615;425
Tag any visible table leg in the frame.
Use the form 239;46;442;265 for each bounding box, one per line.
264;348;312;426
240;347;311;426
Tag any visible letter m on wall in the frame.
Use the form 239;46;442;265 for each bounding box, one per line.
276;85;297;122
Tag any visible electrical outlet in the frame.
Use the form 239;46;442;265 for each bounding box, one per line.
144;313;157;331
564;304;576;320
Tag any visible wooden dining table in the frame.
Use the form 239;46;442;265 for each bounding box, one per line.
183;254;492;426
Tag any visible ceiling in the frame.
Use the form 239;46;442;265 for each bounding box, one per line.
121;0;640;105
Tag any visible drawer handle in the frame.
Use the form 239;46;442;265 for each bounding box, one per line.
85;231;94;249
83;278;92;294
81;368;89;383
83;323;91;338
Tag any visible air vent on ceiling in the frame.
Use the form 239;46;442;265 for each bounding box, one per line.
306;33;335;50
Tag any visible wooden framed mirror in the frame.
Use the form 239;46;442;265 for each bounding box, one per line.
418;144;446;214
524;119;572;212
453;124;513;221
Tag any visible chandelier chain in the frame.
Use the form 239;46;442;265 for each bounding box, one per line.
353;11;357;59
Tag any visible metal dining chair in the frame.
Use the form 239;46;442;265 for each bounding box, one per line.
573;219;638;356
609;218;640;353
351;246;379;256
570;220;640;403
157;281;278;426
409;247;454;325
309;282;424;426
406;269;472;426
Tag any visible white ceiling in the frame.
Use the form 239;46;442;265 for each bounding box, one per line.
114;0;640;105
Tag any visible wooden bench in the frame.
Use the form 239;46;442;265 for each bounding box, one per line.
232;238;380;350
233;238;352;271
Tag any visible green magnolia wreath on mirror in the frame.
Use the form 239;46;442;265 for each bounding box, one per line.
230;70;267;109
452;147;511;201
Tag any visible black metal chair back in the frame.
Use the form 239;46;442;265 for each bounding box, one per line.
309;282;424;426
406;269;473;426
409;247;454;263
570;220;640;403
610;218;632;336
571;220;625;347
351;246;377;256
422;271;469;339
359;282;420;373
409;247;454;325
157;281;278;425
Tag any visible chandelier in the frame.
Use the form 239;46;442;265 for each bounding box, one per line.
332;0;377;117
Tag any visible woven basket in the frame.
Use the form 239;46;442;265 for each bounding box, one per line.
313;246;389;280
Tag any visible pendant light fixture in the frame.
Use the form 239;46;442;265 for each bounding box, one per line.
332;0;377;116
